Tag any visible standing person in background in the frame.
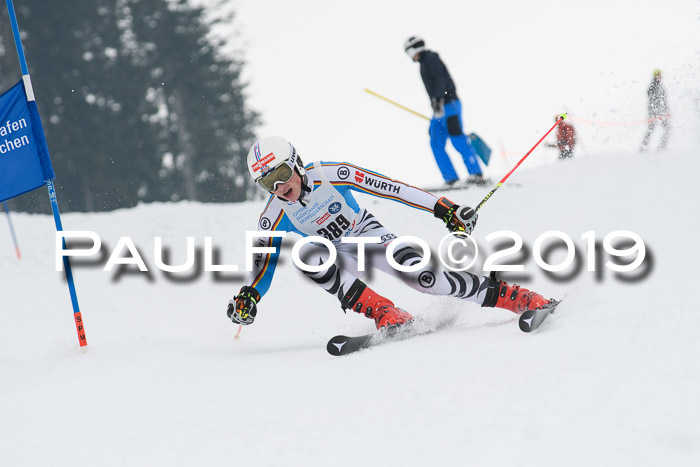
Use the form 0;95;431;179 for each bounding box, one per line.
546;115;576;159
640;69;671;151
404;36;484;186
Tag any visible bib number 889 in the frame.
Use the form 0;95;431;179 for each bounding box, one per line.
317;214;350;241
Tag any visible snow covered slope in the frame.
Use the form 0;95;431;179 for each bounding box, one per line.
1;147;699;466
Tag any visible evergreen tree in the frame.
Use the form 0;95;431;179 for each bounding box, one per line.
0;0;258;212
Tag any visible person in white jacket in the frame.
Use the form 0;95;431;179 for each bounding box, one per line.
227;136;552;330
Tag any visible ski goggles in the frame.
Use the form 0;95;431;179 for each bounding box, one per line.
255;163;294;192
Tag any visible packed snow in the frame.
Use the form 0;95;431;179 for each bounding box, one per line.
1;145;699;466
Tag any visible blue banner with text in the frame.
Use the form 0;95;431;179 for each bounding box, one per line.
0;79;55;202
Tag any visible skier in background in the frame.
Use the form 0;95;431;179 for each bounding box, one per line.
546;115;576;159
640;69;671;151
227;136;553;331
403;36;485;186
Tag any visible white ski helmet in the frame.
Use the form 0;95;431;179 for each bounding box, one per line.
247;136;306;191
404;36;425;58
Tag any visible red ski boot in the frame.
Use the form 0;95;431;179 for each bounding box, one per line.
482;278;551;315
341;280;413;330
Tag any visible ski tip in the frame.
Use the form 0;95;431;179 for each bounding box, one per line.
327;335;351;356
518;299;562;333
518;310;537;333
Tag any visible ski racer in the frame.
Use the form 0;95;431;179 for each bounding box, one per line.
227;136;552;330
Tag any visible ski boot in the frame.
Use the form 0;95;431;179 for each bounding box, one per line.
341;280;414;330
482;278;551;314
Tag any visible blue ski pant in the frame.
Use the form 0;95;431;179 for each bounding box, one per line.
429;99;482;182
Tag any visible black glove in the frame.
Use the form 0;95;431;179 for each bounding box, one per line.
430;97;445;118
433;197;478;235
227;285;261;325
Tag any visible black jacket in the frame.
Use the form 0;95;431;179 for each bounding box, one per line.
418;50;458;103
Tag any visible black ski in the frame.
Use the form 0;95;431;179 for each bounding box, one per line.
327;316;457;356
421;179;491;193
327;334;374;356
421;179;522;193
327;300;561;356
518;299;561;333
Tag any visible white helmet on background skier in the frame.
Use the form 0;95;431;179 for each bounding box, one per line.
404;36;425;58
247;136;306;192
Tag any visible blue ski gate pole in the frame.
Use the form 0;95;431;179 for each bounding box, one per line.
5;0;88;350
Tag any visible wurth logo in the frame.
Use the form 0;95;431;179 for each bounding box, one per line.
354;171;365;183
364;176;401;194
251;152;276;173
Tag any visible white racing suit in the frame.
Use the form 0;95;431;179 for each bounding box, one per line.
243;161;494;309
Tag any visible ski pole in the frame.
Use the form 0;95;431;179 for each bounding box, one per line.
475;114;567;212
3;201;21;259
364;89;430;121
234;324;242;340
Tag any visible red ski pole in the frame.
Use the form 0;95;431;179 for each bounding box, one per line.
3;201;21;259
475;113;566;212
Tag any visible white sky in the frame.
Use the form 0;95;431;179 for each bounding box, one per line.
206;0;700;186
